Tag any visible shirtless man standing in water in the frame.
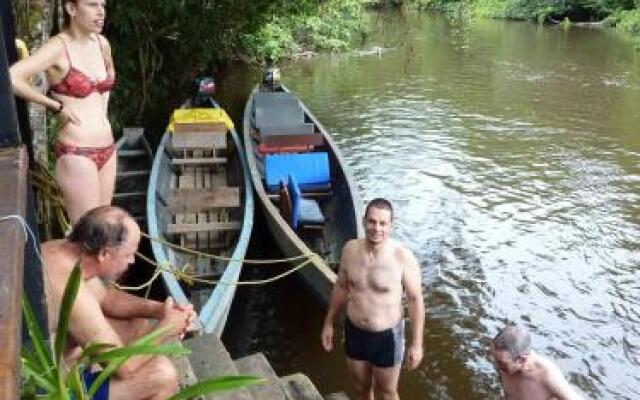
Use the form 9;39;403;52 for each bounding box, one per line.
491;326;583;400
321;198;425;400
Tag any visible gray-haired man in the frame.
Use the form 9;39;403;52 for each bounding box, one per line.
42;205;196;400
490;326;583;400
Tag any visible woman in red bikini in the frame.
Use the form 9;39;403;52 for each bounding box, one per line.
10;0;116;225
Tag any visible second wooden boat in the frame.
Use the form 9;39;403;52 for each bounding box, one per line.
113;127;153;228
147;102;254;336
243;82;363;305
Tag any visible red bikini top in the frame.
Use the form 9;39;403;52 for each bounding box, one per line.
50;36;115;98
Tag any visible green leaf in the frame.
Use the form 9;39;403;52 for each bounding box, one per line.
55;261;82;364
86;325;175;397
78;342;117;361
21;296;53;378
67;366;85;399
89;343;189;364
87;361;121;398
128;324;172;347
167;376;266;400
20;358;57;393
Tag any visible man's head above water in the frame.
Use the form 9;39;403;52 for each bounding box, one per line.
491;325;532;375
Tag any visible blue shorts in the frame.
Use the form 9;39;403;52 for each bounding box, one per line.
344;318;404;368
82;369;109;400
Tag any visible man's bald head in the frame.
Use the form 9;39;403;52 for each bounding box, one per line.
68;206;138;256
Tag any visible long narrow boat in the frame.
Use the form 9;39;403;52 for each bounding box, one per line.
147;102;254;336
243;83;363;305
113;127;153;227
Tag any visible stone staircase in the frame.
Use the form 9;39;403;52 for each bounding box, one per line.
173;333;349;400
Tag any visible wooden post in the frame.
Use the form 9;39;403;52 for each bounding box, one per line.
0;148;28;400
0;9;20;148
0;4;49;399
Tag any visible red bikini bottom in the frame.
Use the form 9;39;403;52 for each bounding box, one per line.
54;142;116;170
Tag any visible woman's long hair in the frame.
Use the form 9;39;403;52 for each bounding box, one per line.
61;0;76;29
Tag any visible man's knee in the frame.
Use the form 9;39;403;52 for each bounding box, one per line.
352;378;372;396
373;381;398;399
149;356;178;393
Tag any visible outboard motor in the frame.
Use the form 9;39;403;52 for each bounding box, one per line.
262;66;281;91
191;76;219;108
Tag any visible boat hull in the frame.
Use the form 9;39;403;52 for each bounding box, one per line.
243;85;363;305
147;122;254;337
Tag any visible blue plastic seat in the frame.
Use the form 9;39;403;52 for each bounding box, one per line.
287;174;324;229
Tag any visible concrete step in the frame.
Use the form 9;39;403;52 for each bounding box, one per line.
184;334;253;400
235;353;287;400
280;373;323;400
172;355;205;400
324;392;350;400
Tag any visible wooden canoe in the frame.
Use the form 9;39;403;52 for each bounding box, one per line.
242;85;363;305
114;127;153;227
147;109;254;336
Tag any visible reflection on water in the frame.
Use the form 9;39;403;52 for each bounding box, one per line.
223;11;640;400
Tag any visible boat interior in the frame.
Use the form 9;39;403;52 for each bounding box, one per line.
249;88;358;268
155;122;243;307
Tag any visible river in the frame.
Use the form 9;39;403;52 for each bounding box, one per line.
219;11;640;400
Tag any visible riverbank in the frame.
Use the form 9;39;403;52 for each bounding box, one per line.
395;0;640;44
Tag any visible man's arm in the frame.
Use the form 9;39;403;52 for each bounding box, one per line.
401;247;424;370
69;281;188;378
545;362;584;400
321;242;352;351
92;281;196;331
99;284;164;320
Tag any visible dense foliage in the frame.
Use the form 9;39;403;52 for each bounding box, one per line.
105;0;368;127
392;0;640;23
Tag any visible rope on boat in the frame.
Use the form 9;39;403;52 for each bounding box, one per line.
28;164;326;289
112;251;317;290
139;231;316;264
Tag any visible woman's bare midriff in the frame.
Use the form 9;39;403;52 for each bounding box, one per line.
56;93;113;147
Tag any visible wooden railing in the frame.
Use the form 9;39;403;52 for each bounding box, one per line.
1;1;29;398
0;147;28;400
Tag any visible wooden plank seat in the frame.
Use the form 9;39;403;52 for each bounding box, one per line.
258;131;324;149
253;92;304;130
171;122;227;150
166;187;240;213
259;123;315;135
166;221;241;235
258;143;314;155
252;92;324;153
171;157;227;166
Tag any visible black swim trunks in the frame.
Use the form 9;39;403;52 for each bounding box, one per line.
344;317;404;368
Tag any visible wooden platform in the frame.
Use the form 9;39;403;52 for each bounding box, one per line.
0;147;28;400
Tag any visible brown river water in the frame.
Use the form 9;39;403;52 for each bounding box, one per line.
216;11;640;400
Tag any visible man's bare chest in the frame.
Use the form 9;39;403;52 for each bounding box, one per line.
502;374;551;400
348;262;402;293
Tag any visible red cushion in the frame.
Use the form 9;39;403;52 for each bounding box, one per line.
258;143;314;155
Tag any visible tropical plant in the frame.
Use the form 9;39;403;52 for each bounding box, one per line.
21;262;264;399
